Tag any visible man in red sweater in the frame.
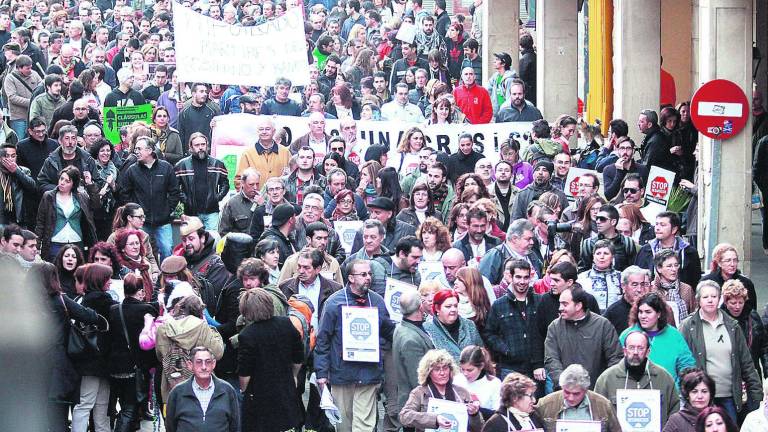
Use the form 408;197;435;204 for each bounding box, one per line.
453;66;493;124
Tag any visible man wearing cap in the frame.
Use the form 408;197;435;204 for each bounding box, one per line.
219;168;262;237
175;133;229;231
349;196;416;255
258;202;298;267
486;52;516;115
511;159;569;220
495;79;543;123
178;217;230;314
3;53;41;139
238;94;261;115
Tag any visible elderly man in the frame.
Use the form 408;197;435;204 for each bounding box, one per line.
479;219;543;285
292;192;343;262
536;364;621;432
219;168;262;236
544;286;622;389
37;124;98;193
235;117;291;184
289;112;332;163
595;331;680;427
349;197;416;254
604;266;651;334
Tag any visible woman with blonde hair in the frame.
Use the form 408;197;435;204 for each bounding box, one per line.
392;127;426;175
454;267;491;332
399;349;484;432
720;279;768;380
418;280;442;316
356;160;383;204
701;243;757;313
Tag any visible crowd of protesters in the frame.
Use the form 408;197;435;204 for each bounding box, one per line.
3;0;768;432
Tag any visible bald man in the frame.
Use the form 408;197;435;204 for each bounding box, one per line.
289;112;332;164
235;117;291;185
437;247;497;302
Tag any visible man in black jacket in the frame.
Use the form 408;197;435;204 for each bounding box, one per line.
258;203;298;267
638;109;673;171
37;124;98;193
174;133;229;231
635;211;701;288
177;83;220;145
0;144;36;227
511;159;569;220
16;117;57;229
452;207;500;264
179;217;230;315
118;136;179;260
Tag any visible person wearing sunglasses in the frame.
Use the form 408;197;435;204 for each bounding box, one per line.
612;173;646;207
579;204;637;272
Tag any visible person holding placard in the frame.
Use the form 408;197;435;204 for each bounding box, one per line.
536;364;621;432
399;348;484;432
482;372;545;432
595;331;680;427
314;259;395;432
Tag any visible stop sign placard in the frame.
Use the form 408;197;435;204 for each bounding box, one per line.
649;176;669;199
568;176;581;197
690;79;749;140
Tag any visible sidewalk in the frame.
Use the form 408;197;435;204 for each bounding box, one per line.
750;211;768;310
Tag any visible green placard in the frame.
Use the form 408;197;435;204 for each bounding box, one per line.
102;104;154;144
221;154;238;190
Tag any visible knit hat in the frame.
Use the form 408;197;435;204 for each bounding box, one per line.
160;255;187;274
533;159;554;174
271;203;296;227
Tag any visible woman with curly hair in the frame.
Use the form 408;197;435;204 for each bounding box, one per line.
107;203;159;280
416;217;452;262
399;348;484;432
454;173;491;204
397;182;437;227
89;241;122;279
482;372;544;431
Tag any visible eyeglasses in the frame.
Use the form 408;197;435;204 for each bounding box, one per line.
625;346;647;354
522;393;536;399
350;272;372;277
623;187;639;194
130;214;146;219
339;199;354;205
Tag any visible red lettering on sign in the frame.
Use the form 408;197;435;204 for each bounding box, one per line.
650;176;669;199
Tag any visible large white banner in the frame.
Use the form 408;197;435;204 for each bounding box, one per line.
212;114;533;184
173;5;309;86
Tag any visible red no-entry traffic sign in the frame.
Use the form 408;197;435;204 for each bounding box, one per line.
690;79;749;140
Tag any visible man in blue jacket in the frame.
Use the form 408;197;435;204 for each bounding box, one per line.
315;259;395;432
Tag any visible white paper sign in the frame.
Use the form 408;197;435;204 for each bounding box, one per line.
555;420;602;432
341;306;380;362
425;398;469;432
616;389;662;432
334;220;364;254
563;167;598;202
173;6;309;86
640;165;676;221
418;261;445;281
396;22;417;44
383;279;418;322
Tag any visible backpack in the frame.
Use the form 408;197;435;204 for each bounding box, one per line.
287;297;315;362
162;340;193;391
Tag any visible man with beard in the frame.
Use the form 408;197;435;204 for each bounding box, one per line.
492;160;520;231
174;133;230;231
312;34;333;70
37;124;98;193
446;133;484;183
414;16;445;61
177;82;220;145
219;168;262;236
279;222;344;285
495;79;543;123
452;207;500;264
317;55;339;101
424;161;454;222
238;94;261;115
179;217;230;315
400;147;436;197
595;331;679;426
479;218;543;285
292;193;344;262
387;236;423;285
28;73;65;127
483;259;542;382
511;159;568;220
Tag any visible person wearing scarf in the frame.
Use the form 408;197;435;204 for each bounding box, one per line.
149;106;184;165
483;373;545;432
115;228;154;300
331;188;359;221
400;348;484;432
576;240;622;312
650;248;695;322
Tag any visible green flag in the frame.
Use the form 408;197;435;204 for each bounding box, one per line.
102;104;154;144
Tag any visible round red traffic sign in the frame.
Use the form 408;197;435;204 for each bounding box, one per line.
649;176;669;199
690;79;749;140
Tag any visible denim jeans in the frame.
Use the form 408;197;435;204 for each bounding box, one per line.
714;397;738;424
9;119;27;140
197;212;220;232
142;224;173;261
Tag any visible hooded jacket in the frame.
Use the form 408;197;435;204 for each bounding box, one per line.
520;138;564;164
635;236;702;288
486;69;517;114
511;180;569;220
155;315;225;400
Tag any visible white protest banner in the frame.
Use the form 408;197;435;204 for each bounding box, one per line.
173;5;309;86
384;279;418;322
640;166;676;221
418;261;445;281
554;420;602;432
563;168;598;202
341;306;380;362
616;389;662;432
212;114;533;185
334;220;364;254
396;22;417;44
425;398;469;432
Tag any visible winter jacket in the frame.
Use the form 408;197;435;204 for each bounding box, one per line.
452;82;493;124
107;298;160;375
452;233;501;264
721;306;768;380
478;243;544;286
486;69;517;114
35;187;99;259
218;192;258;236
511;181;569;220
177;102;220;146
423;316;483;361
349;218;416;255
3;69;42;120
28;91;65;124
495;101;543;123
184;235;230;314
260;97;303;117
520;138;563;164
155;315;225;400
662;405;701;432
258;227;296;267
342;246;392;297
640;124;674;171
594;359;680;427
313;287;395;385
281;170;327;204
37;146;99;194
619;324;695;385
580;233;638;272
679;311;763;411
702;270;757;313
393;320;435;407
446;150;484;183
483;290;541;373
151;127;185;166
249;200;301;241
0;164;36;226
518;47;536;104
235;142;291;183
399;384;484;432
544;312;623;389
165;376;239;432
635;237;702;288
74;291;118;377
536;391;621;432
118;158;180;227
741;402;768;432
174;155;229;215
